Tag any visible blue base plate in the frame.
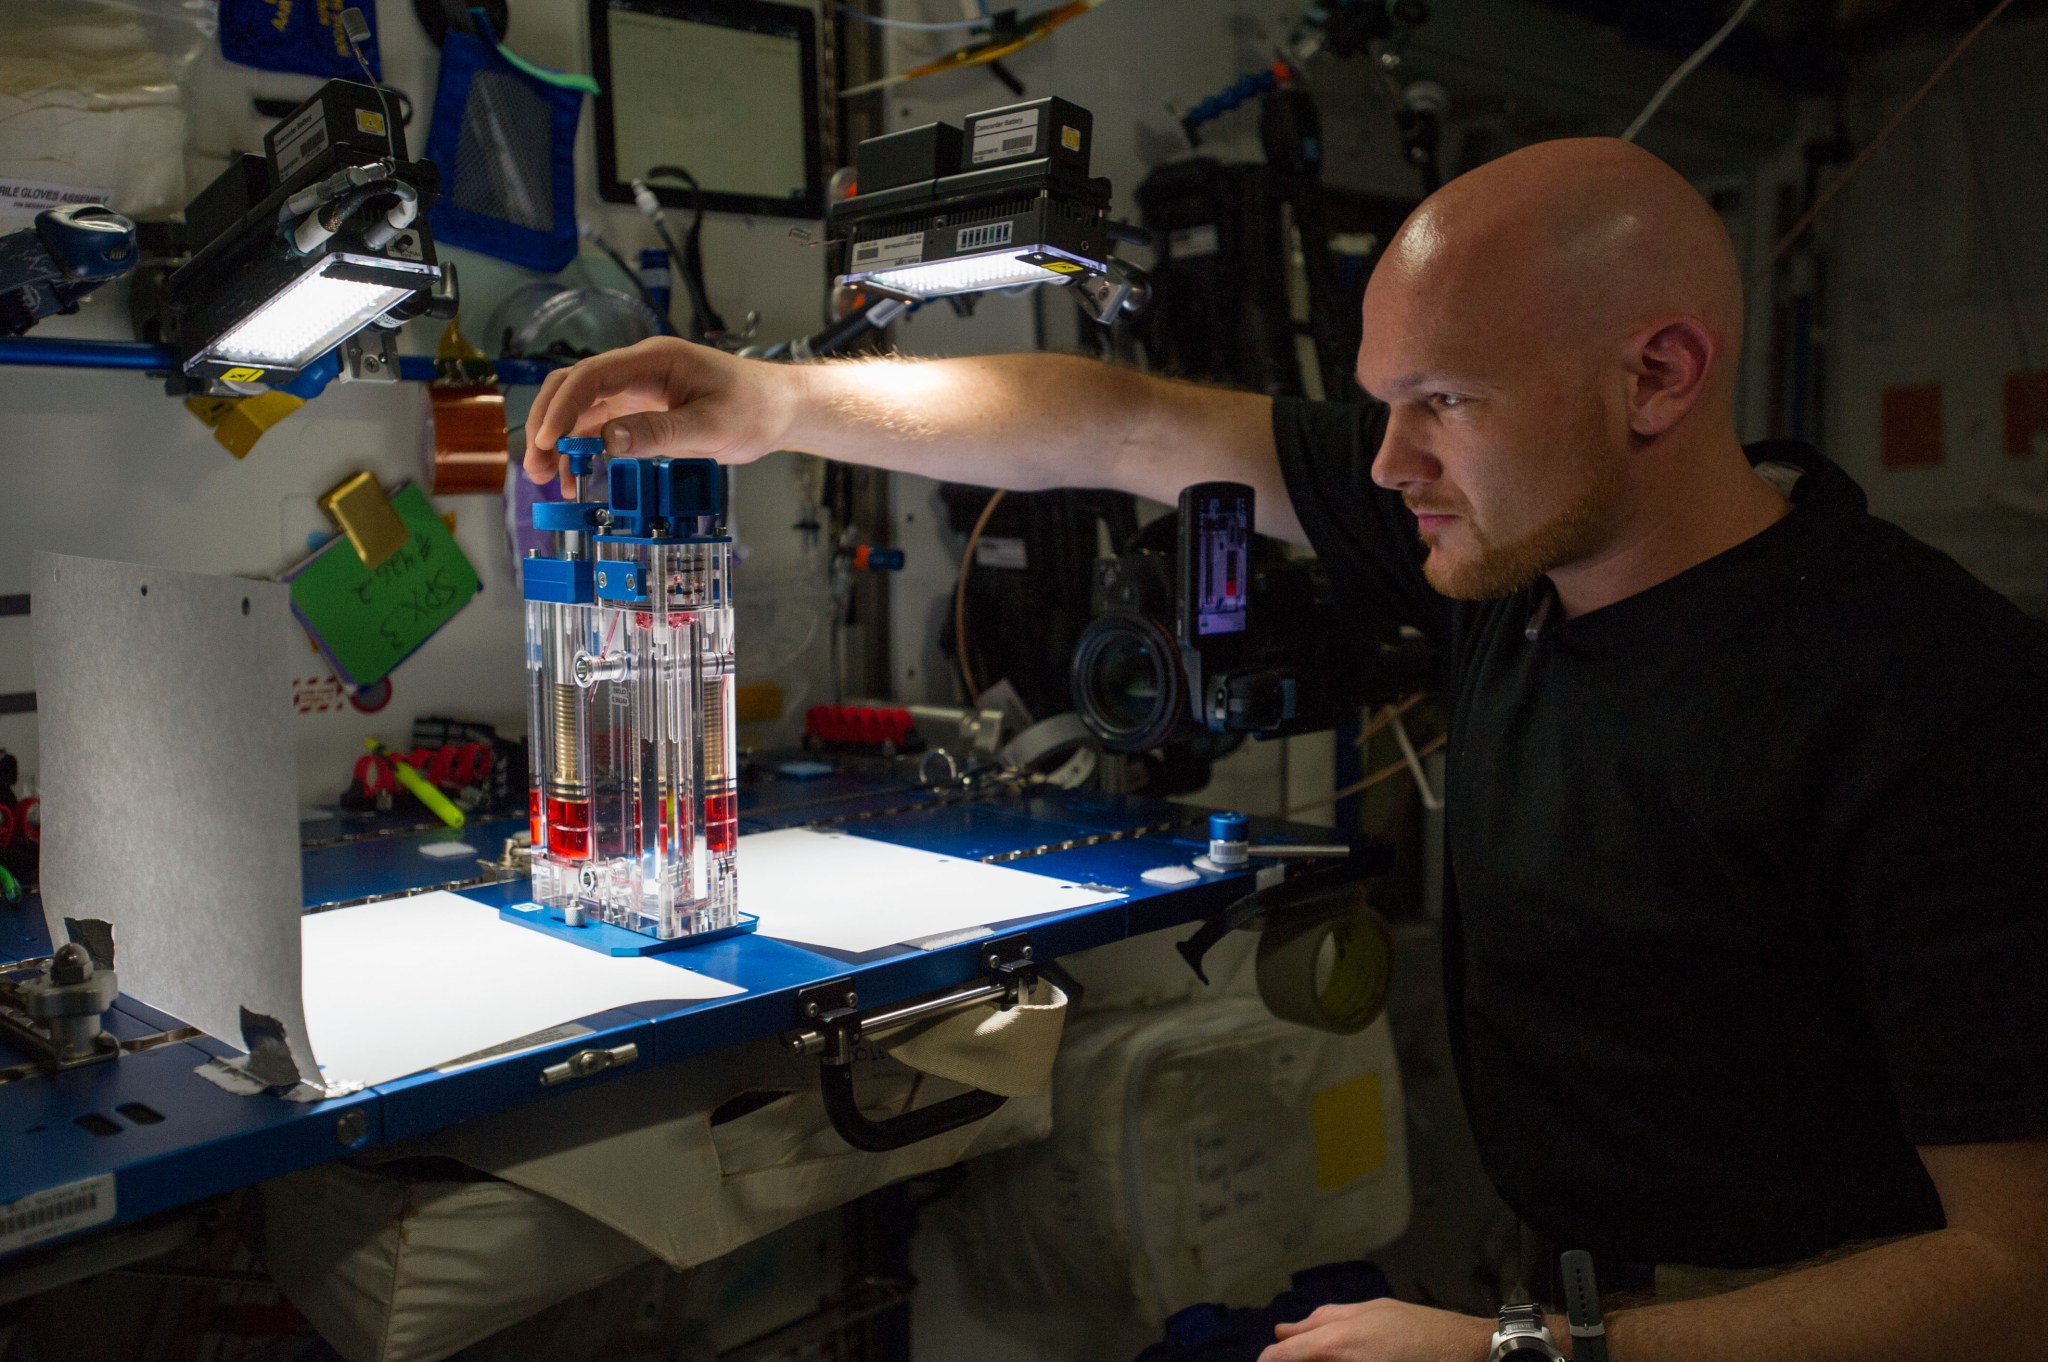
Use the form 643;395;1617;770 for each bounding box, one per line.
499;904;758;956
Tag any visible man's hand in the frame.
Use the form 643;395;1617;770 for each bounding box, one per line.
1259;1299;1495;1362
521;337;801;487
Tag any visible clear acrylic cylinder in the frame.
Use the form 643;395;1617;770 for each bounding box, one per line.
527;538;737;940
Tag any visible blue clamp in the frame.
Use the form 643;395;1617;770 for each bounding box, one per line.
523;556;594;604
557;436;605;479
532;500;605;533
594;559;649;605
661;458;726;526
607;457;663;538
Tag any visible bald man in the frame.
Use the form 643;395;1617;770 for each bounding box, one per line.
525;139;2048;1361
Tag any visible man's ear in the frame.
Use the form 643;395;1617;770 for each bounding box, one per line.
1626;315;1716;438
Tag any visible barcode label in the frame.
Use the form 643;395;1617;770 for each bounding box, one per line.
0;1174;115;1254
971;110;1039;165
850;230;925;270
956;221;1014;252
269;101;330;182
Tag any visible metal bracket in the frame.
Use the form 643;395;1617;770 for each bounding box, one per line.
786;935;1036;1152
1076;258;1150;325
339;325;400;383
0;940;121;1072
538;1040;638;1087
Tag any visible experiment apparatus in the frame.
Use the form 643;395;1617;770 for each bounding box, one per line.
517;439;744;953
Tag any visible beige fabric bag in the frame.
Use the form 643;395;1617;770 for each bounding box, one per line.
262;983;1068;1362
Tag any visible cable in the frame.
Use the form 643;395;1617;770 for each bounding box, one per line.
640;166;727;339
340;8;402;166
1753;0;2017;285
1390;709;1443;810
953;488;1006;704
1285;732;1445;816
1353;692;1427;748
581;225;670;332
1620;0;1764;144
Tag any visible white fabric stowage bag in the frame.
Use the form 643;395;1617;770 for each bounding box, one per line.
933;996;1410;1324
261;985;1069;1362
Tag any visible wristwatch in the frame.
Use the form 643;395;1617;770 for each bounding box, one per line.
1487;1302;1567;1361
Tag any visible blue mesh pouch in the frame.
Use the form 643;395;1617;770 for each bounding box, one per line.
221;0;382;79
423;12;596;273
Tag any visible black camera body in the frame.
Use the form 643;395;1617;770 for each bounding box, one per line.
1072;483;1423;754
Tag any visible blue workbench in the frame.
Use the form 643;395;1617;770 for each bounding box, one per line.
0;777;1344;1266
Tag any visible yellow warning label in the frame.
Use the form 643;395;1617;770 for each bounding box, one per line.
1037;259;1085;274
220;366;267;383
1310;1072;1386;1190
1061;125;1081;152
357;109;387;136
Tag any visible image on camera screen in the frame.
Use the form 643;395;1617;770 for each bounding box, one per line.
1195;495;1249;637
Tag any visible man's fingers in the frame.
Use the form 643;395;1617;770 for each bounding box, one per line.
601;404;729;461
522;367;574;483
1274;1303;1369;1339
524;339;682;469
1255;1335;1324;1362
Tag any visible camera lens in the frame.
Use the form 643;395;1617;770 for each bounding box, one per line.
1072;613;1185;753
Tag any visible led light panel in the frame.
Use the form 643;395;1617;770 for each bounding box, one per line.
863;251;1071;298
205;256;419;369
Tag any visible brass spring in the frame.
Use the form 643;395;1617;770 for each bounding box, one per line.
550;682;584;795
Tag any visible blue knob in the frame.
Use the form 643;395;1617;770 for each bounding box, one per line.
556;436;605;476
1209;811;1248;842
1207;810;1249;869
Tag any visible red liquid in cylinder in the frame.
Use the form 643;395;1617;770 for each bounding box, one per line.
705;791;737;854
546;796;591;859
528;789;546;849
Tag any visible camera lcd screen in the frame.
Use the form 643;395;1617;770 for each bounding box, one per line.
1193;493;1250;637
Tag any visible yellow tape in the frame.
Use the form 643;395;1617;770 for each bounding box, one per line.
183;390;307;459
1311;1072;1387;1189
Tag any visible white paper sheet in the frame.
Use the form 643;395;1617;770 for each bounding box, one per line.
737;828;1123;954
298;891;744;1088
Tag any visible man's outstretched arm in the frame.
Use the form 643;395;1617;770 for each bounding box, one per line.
1259;1139;2048;1361
520;338;1306;543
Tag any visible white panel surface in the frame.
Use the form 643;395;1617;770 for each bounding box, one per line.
32;551;321;1083
738;827;1120;954
298;891;742;1088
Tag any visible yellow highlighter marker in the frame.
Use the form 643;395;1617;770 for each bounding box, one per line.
365;737;466;830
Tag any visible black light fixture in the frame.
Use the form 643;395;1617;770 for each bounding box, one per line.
143;79;453;394
832;96;1145;324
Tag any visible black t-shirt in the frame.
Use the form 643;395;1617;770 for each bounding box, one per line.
1272;396;2048;1270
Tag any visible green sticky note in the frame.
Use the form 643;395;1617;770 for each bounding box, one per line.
284;483;480;687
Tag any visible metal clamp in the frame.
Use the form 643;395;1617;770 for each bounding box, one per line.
538;1041;638;1087
785;936;1036;1153
0;931;122;1073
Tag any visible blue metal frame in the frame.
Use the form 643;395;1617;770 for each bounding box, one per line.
498;903;760;956
0;783;1339;1262
0;337;555;387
